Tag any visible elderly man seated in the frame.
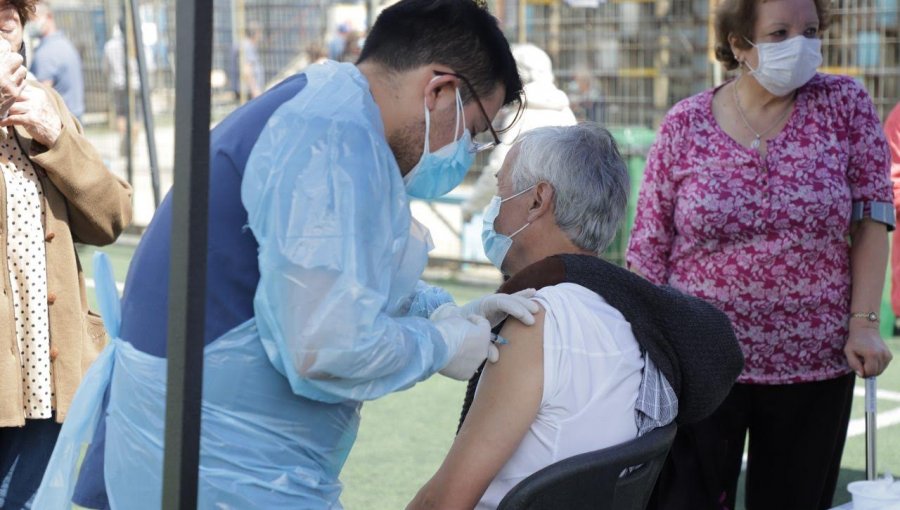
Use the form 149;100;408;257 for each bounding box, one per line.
409;123;744;509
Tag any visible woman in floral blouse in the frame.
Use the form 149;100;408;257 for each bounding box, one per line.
627;0;894;508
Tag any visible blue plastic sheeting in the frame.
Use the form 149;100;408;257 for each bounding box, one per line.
242;62;454;403
103;321;360;509
36;254;361;508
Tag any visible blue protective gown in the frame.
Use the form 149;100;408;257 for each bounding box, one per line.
33;62;454;509
243;62;454;402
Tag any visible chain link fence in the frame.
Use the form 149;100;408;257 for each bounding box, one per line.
509;0;898;126
36;0;900;237
499;0;898;263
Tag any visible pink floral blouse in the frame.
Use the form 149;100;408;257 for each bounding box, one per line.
626;73;892;385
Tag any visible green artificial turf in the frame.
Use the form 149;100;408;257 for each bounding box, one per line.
74;242;900;510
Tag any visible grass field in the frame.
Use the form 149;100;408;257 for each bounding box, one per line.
338;339;900;510
76;242;900;509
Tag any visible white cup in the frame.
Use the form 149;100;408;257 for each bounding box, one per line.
848;479;900;510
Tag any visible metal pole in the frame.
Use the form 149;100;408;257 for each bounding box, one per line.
122;0;133;187
548;1;559;64
162;0;212;507
367;0;378;29
517;0;527;44
708;0;723;87
129;0;162;208
865;376;877;480
235;0;246;104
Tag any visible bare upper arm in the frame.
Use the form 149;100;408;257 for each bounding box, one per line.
408;306;546;510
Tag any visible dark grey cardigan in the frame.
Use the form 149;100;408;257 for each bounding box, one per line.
460;254;744;429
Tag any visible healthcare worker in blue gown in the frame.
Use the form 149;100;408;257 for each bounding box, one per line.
33;1;535;508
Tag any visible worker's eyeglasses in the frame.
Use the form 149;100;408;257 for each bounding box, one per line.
433;70;501;153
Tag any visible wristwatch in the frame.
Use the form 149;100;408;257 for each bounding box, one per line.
850;312;879;323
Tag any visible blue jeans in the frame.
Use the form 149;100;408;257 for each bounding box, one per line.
0;418;62;510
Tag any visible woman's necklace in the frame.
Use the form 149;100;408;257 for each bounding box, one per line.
732;76;794;152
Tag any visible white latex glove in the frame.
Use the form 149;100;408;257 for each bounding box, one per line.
432;289;539;327
433;314;496;380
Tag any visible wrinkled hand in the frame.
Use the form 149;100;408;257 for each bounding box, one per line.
845;324;893;377
460;289;539;327
0;39;27;118
0;85;63;147
434;314;495;380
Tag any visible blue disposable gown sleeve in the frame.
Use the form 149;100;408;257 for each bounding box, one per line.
406;281;454;319
242;115;453;404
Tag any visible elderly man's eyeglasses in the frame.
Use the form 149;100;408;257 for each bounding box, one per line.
433;70;501;153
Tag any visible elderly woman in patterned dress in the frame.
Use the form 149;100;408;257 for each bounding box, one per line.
0;1;132;508
627;0;893;508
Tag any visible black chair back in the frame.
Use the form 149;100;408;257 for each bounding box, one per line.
497;422;677;510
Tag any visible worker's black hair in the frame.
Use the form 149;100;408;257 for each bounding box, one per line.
358;0;523;112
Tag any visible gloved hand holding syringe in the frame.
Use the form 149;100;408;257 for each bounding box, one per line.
430;290;538;380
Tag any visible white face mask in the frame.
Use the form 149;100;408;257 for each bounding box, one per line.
744;35;822;97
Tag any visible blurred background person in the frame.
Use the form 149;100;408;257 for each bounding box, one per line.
27;0;83;124
628;0;894;507
461;43;575;223
568;66;606;124
306;43;327;66
102;19;140;158
0;1;132;508
341;29;365;63
229;21;264;101
327;23;349;61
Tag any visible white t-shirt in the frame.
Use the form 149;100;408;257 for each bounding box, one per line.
477;283;644;509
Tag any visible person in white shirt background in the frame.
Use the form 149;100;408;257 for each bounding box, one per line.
461;43;577;223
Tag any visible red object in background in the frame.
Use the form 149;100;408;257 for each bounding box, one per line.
886;103;900;316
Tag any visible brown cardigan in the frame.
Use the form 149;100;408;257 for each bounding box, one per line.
0;82;133;427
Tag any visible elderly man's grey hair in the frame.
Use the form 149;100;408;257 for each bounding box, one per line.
509;122;629;255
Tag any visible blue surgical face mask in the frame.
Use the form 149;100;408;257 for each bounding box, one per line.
404;85;475;199
481;185;536;270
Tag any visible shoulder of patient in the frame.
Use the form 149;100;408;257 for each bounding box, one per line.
498;305;545;346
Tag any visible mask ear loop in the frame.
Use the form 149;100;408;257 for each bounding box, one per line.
420;75;447;157
421;78;466;157
742;37;760;73
508;222;530;239
500;184;537;203
421;97;432;155
499;184;537;238
454;86;466;142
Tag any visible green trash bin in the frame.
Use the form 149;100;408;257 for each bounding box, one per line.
881;264;895;339
604;126;656;266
